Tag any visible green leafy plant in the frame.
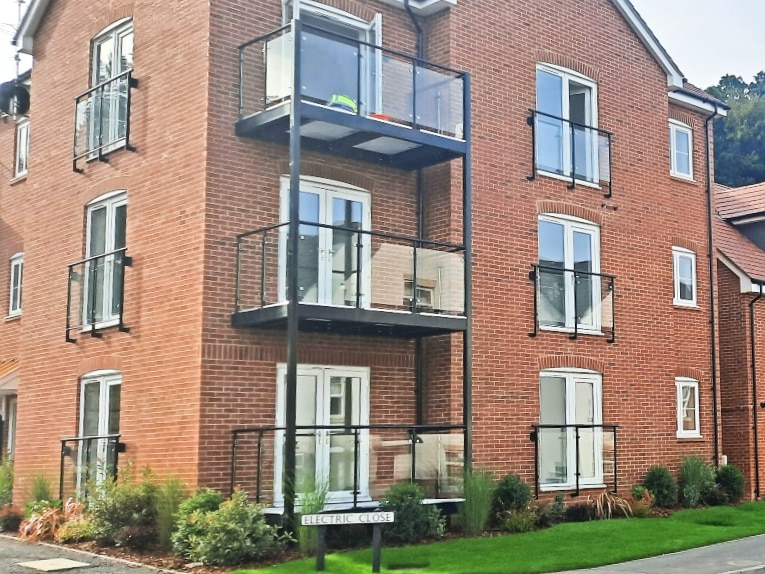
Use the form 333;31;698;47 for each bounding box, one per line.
679;456;715;508
380;482;445;544
501;506;537;533
0;505;23;532
535;494;566;528
643;465;678;508
716;464;745;504
296;480;328;555
24;499;62;519
492;472;532;521
593;492;632;519
156;477;187;548
30;474;53;502
0;459;13;507
460;467;494;535
630;487;653;518
171;487;226;558
178;490;286;566
88;473;159;548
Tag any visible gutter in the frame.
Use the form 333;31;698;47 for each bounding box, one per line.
750;282;764;498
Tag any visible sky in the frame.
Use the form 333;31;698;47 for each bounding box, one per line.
0;0;761;88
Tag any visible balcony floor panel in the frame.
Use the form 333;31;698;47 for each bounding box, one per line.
235;102;467;170
232;303;467;338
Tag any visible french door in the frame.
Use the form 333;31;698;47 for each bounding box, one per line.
274;365;370;505
280;179;371;307
79;372;121;489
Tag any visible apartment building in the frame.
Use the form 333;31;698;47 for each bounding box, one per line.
0;0;728;527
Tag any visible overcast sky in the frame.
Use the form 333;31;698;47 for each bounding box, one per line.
0;0;761;88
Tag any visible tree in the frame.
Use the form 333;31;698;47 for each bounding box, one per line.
708;72;765;187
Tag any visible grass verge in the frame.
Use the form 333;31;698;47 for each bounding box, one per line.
231;502;765;574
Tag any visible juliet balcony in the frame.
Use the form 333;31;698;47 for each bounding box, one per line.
236;21;469;170
233;222;466;338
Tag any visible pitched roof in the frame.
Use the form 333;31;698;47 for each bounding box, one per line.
716;182;765;221
678;83;729;110
0;359;17;378
715;217;765;283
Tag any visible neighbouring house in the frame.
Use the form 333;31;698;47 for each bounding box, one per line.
0;0;731;528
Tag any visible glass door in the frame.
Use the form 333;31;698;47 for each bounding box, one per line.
78;374;121;490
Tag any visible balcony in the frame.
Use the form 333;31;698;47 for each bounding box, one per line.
58;434;125;499
236;21;469;170
73;70;138;172
233;222;466;338
529;264;615;342
231;424;465;510
528;110;612;198
65;248;131;343
530;424;618;498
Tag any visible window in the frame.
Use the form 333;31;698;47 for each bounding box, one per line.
535;64;599;184
14;119;29;178
539;369;603;489
8;253;22;317
670;120;693;179
676;377;700;438
537;214;601;332
79;371;121;487
673;247;696;306
84;192;127;326
90;19;134;153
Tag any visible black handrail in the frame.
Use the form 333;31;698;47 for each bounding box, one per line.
66;247;132;343
73;69;138;172
230;423;465;505
530;423;618;498
527;109;613;198
59;433;124;500
529;264;615;343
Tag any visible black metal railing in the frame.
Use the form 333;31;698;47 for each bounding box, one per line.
66;248;132;343
59;434;125;500
73;69;138;172
234;221;465;316
238;21;466;139
530;424;618;498
231;424;465;508
527;110;612;198
529;264;615;342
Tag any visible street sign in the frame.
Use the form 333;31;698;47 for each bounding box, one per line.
300;511;395;526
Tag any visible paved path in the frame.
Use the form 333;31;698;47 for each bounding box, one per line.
0;534;179;574
556;533;765;574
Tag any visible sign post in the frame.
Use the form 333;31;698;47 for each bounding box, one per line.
300;511;395;573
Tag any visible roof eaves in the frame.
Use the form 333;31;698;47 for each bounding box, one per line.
14;0;50;55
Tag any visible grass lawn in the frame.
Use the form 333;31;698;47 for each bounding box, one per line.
232;502;765;574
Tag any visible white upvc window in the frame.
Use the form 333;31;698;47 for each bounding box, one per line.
15;119;29;178
537;214;601;333
670;120;693;179
673;247;697;307
79;370;121;488
84;191;127;326
539;369;603;490
676;377;701;438
535;64;599;184
8;253;23;317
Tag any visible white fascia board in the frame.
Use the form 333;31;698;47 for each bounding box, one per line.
14;0;50;55
609;0;684;89
376;0;456;16
669;90;728;117
718;251;763;294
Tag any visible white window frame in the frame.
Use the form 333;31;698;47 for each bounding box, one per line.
14;118;29;178
676;377;701;438
78;370;121;488
8;252;23;317
672;246;697;307
538;214;601;333
535;63;599;186
84;191;127;328
670;120;693;179
539;368;603;491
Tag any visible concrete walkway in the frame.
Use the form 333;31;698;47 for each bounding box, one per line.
0;534;181;574
556;533;765;574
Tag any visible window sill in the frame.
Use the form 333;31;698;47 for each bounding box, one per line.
536;169;603;190
10;173;27;185
677;433;703;440
540;325;605;337
670;173;696;184
4;313;21;322
673;301;700;310
540;483;606;493
81;318;120;333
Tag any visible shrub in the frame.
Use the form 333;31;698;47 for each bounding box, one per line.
643;465;678;508
30;474;53;502
0;505;23;532
679;456;715;508
88;474;159;547
461;467;495;535
56;518;96;543
501;507;537;533
180;490;286;566
629;488;653;518
296;481;328;555
156;477;187;548
703;486;729;507
19;505;64;541
492;472;532;518
0;459;12;507
593;492;632;519
380;483;445;544
631;485;649;501
24;499;62;519
716;464;745;504
171;487;225;558
564;501;595;522
535;494;565;528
